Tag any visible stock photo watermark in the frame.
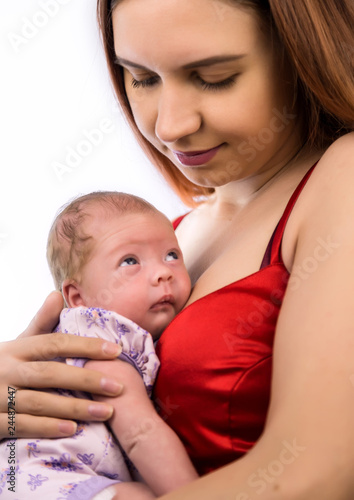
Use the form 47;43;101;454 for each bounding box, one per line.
7;387;17;493
52;118;116;181
15;333;72;382
288;235;340;291
233;439;306;500
222;233;340;351
196;106;297;186
238;107;296;162
8;0;73;53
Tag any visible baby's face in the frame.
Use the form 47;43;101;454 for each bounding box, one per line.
78;211;191;338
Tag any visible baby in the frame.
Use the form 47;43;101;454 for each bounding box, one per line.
0;192;196;500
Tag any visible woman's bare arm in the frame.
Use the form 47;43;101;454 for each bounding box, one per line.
0;291;123;439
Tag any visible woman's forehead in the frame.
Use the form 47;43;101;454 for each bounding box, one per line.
112;0;260;66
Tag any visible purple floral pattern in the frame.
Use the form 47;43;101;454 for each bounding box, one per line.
41;453;83;473
27;473;49;491
0;307;159;499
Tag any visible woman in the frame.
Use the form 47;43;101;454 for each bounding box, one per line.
1;0;354;498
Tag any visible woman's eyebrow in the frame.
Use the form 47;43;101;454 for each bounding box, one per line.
114;57;148;69
182;54;246;69
114;54;246;70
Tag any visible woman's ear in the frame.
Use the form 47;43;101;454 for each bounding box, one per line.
62;279;86;308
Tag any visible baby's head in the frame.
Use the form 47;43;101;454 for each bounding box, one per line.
47;191;191;338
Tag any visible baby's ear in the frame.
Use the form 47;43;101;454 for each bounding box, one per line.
62;279;86;308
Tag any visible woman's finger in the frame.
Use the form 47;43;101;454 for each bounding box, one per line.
0;412;78;439
19;291;64;338
2;389;114;422
9;361;123;396
2;333;121;362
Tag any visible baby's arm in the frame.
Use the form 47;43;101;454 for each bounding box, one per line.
85;358;198;497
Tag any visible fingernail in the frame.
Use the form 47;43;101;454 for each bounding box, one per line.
102;342;121;356
88;404;113;419
101;377;123;394
58;421;77;435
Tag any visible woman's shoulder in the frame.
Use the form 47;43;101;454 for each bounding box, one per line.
282;133;354;269
295;132;354;234
307;132;354;200
295;133;354;203
318;132;354;168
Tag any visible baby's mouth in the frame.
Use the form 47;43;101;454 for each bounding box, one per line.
150;295;175;310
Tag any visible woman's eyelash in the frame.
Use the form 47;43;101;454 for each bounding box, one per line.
197;76;237;91
131;76;158;89
130;75;237;91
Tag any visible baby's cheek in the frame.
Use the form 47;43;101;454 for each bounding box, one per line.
183;272;192;296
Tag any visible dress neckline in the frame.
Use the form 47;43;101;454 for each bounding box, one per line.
170;161;318;318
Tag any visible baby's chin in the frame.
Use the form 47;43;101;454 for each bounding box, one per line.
145;317;175;341
141;308;179;340
149;323;169;341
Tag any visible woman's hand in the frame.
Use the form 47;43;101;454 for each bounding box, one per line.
0;292;123;440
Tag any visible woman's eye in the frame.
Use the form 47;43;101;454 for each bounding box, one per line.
196;75;237;92
130;74;236;91
165;251;179;262
120;257;138;267
131;76;159;89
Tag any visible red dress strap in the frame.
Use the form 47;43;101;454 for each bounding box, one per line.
260;162;318;268
173;162;318;267
172;214;188;230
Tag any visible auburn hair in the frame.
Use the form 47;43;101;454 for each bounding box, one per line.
97;0;354;206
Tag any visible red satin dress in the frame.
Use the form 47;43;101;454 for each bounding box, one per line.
154;164;317;476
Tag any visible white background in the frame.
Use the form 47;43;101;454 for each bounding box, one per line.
1;0;187;341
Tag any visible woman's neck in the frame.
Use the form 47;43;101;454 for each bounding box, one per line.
211;145;321;215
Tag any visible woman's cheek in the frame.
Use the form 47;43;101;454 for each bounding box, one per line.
129;97;158;139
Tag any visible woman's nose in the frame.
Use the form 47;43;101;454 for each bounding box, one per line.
155;84;202;144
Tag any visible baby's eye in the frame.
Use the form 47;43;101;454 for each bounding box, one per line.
165;251;179;261
120;257;138;267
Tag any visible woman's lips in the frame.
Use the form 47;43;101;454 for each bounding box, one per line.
172;144;223;166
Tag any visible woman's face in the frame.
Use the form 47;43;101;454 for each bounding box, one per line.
112;0;300;187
